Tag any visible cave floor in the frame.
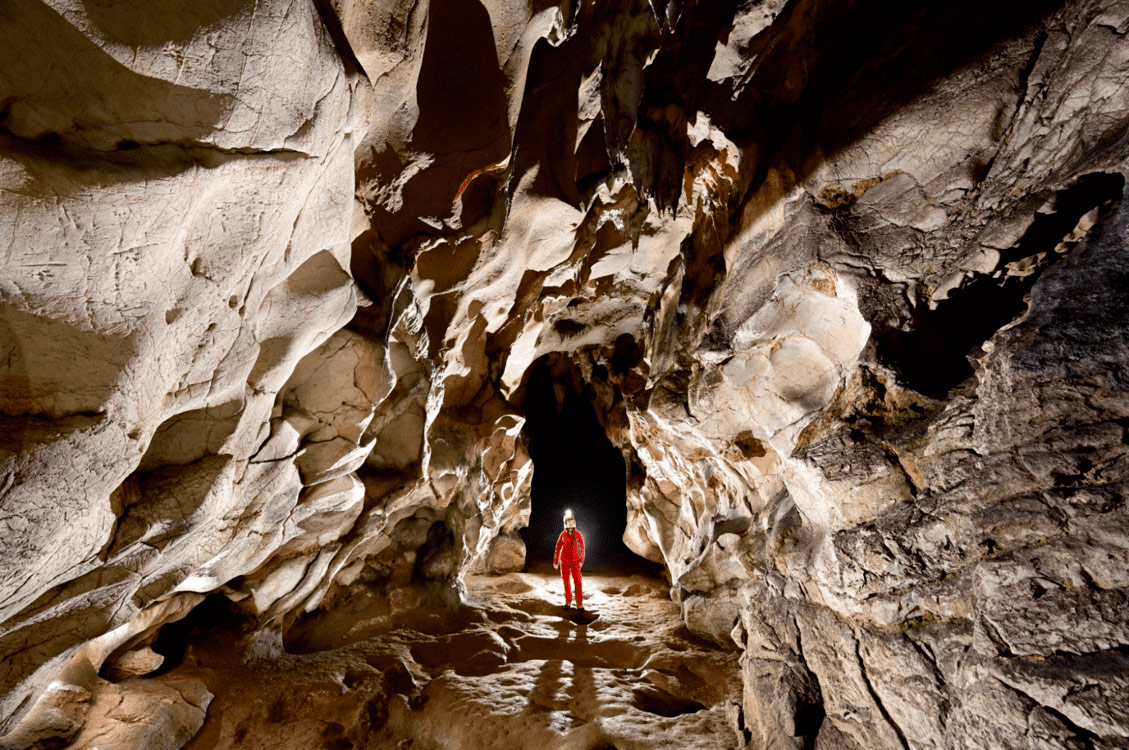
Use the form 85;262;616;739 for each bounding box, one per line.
163;563;742;750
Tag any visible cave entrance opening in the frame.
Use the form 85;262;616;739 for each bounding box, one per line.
520;353;644;574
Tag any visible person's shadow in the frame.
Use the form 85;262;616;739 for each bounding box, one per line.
571;624;595;717
527;620;596;728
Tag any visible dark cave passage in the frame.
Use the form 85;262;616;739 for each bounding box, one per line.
520;355;637;570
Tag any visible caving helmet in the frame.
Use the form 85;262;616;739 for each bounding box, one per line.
563;508;576;530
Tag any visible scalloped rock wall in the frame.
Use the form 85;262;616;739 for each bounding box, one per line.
2;0;1128;748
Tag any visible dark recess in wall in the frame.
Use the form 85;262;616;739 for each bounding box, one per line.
146;593;251;676
520;355;634;567
873;172;1125;398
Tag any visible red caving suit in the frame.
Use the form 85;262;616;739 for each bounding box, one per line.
554;529;585;606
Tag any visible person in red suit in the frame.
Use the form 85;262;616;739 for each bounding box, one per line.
554;509;586;609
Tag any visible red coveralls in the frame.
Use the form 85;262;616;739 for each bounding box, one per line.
554;529;585;606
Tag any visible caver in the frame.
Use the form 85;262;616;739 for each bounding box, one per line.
553;509;585;609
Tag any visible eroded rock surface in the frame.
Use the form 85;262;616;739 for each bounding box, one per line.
3;0;1129;747
145;565;740;750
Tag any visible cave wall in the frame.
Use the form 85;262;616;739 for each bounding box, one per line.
2;0;1128;747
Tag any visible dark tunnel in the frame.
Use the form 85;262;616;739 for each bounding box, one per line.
519;355;639;570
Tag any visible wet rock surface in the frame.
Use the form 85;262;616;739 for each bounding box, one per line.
2;0;1129;747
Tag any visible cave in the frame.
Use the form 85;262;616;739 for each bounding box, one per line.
2;0;1129;749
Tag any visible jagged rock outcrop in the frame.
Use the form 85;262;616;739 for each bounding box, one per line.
2;0;1128;747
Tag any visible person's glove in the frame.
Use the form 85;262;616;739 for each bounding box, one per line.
553;562;559;570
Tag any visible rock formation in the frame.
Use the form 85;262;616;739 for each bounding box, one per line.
1;0;1128;747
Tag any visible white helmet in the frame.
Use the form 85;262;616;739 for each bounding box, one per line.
563;508;575;529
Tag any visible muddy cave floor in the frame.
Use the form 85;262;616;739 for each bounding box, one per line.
152;560;742;750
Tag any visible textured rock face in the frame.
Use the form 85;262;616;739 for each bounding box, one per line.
2;0;1129;748
0;0;365;742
